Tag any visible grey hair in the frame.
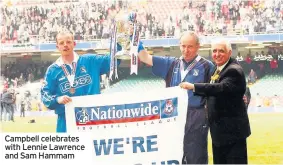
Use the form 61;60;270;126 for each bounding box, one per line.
179;31;200;45
211;39;232;51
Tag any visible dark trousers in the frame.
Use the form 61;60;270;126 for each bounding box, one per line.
212;138;248;164
182;109;208;164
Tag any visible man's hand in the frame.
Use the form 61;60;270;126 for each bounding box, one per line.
57;95;72;104
243;95;248;105
179;82;194;90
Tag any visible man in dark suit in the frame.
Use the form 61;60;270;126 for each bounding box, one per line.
179;40;251;164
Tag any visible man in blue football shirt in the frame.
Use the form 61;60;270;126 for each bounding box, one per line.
137;31;215;164
41;30;122;133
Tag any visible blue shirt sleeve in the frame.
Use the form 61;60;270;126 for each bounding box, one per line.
40;66;64;112
93;43;122;75
87;54;121;76
152;56;176;80
96;55;111;75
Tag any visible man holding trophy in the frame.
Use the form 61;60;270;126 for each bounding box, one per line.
135;31;215;164
111;11;216;164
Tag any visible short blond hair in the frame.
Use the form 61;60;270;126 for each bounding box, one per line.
56;30;74;43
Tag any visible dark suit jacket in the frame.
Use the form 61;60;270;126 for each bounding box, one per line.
245;86;251;108
194;58;251;146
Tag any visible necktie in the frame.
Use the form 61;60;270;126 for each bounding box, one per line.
210;69;220;83
213;69;220;76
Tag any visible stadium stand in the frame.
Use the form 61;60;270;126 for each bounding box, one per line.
1;0;283;43
250;74;283;97
1;0;283;114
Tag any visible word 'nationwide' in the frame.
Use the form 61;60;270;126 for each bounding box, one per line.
90;103;159;120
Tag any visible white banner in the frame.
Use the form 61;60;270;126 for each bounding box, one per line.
66;87;188;164
1;87;188;165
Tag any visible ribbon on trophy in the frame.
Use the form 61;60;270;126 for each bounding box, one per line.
129;13;140;75
109;19;117;80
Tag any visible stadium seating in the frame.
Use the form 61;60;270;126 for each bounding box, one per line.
144;1;184;21
250;74;283;97
1;0;283;43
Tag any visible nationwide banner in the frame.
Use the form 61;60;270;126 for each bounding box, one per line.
65;87;188;164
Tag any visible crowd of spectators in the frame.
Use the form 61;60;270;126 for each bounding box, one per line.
1;0;283;44
236;49;283;81
0;61;52;89
1;0;283;88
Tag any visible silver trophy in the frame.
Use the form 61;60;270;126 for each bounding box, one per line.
114;11;136;60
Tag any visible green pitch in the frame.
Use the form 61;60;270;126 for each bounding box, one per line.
1;113;283;164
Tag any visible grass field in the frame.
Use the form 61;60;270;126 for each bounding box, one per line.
1;113;283;164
